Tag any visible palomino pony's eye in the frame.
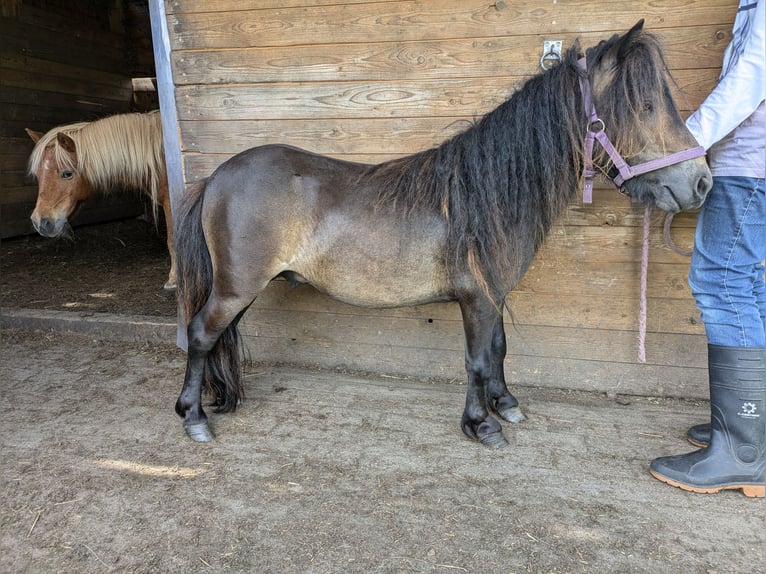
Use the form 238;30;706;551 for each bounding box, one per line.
61;170;74;180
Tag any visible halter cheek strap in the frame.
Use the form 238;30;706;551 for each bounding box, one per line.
577;57;706;204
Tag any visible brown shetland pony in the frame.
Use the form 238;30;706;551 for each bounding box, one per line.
174;23;712;446
26;111;176;291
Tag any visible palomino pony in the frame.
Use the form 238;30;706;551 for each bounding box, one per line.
174;22;711;446
26;110;176;291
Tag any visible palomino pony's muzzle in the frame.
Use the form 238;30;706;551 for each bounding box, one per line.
31;213;74;240
577;57;706;204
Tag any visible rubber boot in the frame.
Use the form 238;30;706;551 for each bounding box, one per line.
650;345;765;498
686;422;710;448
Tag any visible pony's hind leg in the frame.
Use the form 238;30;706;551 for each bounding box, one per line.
458;294;520;449
175;293;251;442
176;336;213;442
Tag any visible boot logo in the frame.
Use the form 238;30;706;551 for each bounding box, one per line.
739;402;759;419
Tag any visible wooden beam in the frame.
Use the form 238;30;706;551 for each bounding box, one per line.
149;0;185;348
148;0;184;216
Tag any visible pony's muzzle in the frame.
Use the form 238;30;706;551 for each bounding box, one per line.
31;214;72;239
31;215;57;237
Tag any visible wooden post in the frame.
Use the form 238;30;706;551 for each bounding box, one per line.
148;0;187;349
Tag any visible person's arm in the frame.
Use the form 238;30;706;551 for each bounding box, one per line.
686;0;766;149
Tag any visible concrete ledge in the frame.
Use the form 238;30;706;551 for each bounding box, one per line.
0;307;177;344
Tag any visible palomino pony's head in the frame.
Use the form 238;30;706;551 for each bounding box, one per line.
26;111;165;238
26;125;94;238
582;20;711;212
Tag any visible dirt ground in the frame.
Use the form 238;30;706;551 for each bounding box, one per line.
1;219;765;573
1;218;176;317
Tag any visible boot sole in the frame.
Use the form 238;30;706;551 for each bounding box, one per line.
686;437;708;448
650;469;765;498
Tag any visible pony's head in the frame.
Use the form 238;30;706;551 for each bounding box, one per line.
26;126;94;238
584;20;711;212
26;111;164;238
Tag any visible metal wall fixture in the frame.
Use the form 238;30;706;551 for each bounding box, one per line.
540;40;563;71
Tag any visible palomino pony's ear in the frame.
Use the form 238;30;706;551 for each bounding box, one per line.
617;19;645;60
25;128;43;143
56;132;77;155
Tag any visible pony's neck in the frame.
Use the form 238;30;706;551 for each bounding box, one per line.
76;113;165;205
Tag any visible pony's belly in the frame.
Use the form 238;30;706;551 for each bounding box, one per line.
298;250;452;308
294;216;452;308
310;276;452;309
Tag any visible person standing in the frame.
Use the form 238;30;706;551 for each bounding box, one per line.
650;0;765;497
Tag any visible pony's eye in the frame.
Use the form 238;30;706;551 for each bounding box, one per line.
643;101;654;114
61;170;74;180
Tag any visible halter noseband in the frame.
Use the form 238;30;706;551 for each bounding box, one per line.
577;57;706;203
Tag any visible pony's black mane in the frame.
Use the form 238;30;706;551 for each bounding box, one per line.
368;42;588;296
367;28;672;297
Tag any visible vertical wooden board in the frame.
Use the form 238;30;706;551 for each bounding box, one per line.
149;0;185;214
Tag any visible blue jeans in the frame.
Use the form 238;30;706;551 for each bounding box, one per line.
689;177;766;347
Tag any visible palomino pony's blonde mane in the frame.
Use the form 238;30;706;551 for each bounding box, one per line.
27;111;165;209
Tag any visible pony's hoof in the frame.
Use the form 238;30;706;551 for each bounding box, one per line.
162;283;177;294
499;406;527;424
480;431;509;449
184;422;214;442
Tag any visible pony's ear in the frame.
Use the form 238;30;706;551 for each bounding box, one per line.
25;128;43;143
56;132;77;155
617;19;645;60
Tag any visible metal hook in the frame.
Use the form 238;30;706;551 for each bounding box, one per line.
540;40;562;71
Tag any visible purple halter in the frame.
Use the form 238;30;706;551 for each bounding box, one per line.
577;57;706;203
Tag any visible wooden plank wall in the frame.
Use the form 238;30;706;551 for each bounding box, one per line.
0;0;155;238
165;0;737;399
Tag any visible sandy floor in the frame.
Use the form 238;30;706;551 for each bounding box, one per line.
1;327;763;573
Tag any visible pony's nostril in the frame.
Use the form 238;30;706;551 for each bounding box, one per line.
35;217;54;236
696;173;712;200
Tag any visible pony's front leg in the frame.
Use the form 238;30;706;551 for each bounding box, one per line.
485;319;527;424
458;295;511;449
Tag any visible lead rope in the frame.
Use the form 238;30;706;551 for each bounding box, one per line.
638;206;651;363
663;212;693;257
638;211;693;363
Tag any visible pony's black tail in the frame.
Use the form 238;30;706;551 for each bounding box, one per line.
175;180;244;412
